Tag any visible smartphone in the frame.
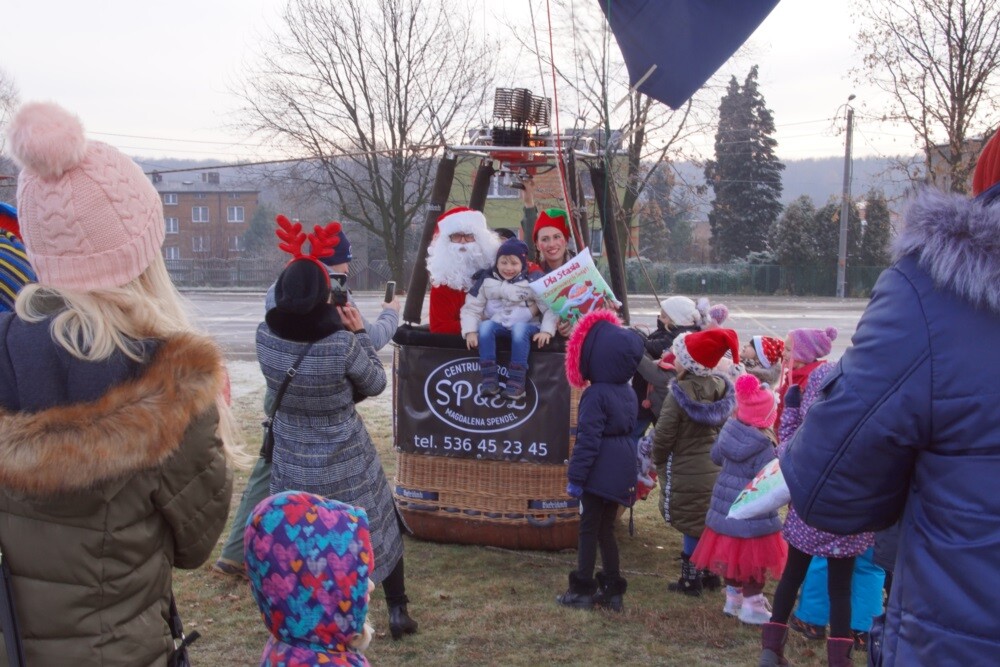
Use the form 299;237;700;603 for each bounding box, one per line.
384;281;396;303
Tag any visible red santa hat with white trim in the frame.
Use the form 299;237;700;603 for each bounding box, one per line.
672;328;740;376
751;335;785;369
435;206;488;238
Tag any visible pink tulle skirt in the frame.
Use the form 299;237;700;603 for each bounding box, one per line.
691;527;787;584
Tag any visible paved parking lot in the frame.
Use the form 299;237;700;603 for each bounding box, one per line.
185;290;871;363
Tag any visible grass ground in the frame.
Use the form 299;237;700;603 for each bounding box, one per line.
174;364;860;666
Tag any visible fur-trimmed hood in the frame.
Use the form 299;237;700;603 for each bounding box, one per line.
670;375;735;426
0;333;225;496
894;188;1000;315
565;308;643;388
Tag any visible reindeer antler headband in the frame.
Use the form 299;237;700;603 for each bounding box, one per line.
275;215;342;285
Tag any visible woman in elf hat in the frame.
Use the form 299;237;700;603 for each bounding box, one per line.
0;101;237;665
257;217;417;640
650;328;738;597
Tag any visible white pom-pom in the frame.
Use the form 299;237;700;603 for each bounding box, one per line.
6;101;87;180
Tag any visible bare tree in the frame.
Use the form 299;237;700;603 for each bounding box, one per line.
0;68;20;204
853;0;1000;193
236;0;493;282
520;1;716;261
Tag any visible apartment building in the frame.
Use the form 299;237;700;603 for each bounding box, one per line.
153;171;259;260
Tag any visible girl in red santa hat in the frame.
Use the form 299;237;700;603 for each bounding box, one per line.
650;328;739;596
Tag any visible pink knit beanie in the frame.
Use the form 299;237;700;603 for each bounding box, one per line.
735;374;777;428
788;327;838;363
6;102;165;290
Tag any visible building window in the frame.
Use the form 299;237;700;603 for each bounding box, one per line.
194;193;207;199
165;217;179;234
227;206;245;223
229;235;245;252
192;236;210;253
163;246;180;260
163;193;178;205
192;206;209;223
589;227;604;256
229;192;241;199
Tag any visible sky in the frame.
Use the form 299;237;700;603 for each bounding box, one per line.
1;0;917;165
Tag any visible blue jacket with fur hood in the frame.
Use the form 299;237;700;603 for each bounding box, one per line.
565;309;645;506
782;185;1000;666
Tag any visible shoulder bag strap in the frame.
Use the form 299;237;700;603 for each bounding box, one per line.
261;342;315;463
167;593;199;667
268;342;315;421
0;543;26;667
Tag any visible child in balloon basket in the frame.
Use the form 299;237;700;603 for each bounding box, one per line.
461;238;557;400
556;309;645;612
690;374;787;625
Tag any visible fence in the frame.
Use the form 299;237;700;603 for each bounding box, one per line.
166;258;395;291
167;257;888;298
615;261;890;298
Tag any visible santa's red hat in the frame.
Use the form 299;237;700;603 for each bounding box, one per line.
672;328;740;376
752;335;784;369
436;206;488;238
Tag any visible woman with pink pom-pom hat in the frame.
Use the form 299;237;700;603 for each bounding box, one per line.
0;101;239;666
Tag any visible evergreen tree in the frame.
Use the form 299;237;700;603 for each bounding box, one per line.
859;189;893;266
813;199;863;266
242;203;281;258
770;195;818;267
705;66;785;261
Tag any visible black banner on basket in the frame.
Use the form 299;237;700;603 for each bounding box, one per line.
395;345;570;464
527;499;579;511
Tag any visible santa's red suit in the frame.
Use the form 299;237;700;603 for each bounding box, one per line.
429;284;467;335
426;207;498;334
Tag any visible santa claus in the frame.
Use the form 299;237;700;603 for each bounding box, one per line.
426;206;499;334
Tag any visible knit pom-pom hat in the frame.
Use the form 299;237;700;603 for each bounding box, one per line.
735;374;778;428
7;102;165;290
708;303;729;327
788;327;838;363
565;308;622;389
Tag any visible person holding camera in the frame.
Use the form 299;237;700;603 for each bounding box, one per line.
254;220;417;640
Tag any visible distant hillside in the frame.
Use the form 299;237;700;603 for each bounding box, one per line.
673;155;919;217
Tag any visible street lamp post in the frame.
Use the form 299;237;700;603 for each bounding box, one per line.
836;95;856;298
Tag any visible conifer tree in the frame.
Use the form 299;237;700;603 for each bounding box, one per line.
859;189;893;266
705;66;785;261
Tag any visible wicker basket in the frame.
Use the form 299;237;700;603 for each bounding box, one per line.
392;343;583;550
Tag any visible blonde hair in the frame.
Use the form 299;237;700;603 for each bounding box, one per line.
15;255;246;464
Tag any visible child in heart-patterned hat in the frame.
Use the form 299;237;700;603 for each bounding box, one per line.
245;491;376;667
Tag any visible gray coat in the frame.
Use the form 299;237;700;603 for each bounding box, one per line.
256;324;402;583
705;418;782;538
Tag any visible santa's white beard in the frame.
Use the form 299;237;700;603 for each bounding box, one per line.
427;240;492;291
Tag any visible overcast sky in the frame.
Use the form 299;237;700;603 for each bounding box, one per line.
1;0;917;164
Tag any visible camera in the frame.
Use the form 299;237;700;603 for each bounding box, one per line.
329;272;349;307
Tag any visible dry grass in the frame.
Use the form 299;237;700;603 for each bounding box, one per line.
175;362;860;666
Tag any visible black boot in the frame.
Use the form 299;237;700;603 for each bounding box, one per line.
593;571;627;612
556;571;597;610
388;602;418;640
667;553;702;597
701;569;722;592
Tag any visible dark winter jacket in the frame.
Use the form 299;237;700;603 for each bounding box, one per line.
632;321;698;423
651;374;735;537
565;309;645;506
0;315;232;666
705;418;782;538
782;187;1000;666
